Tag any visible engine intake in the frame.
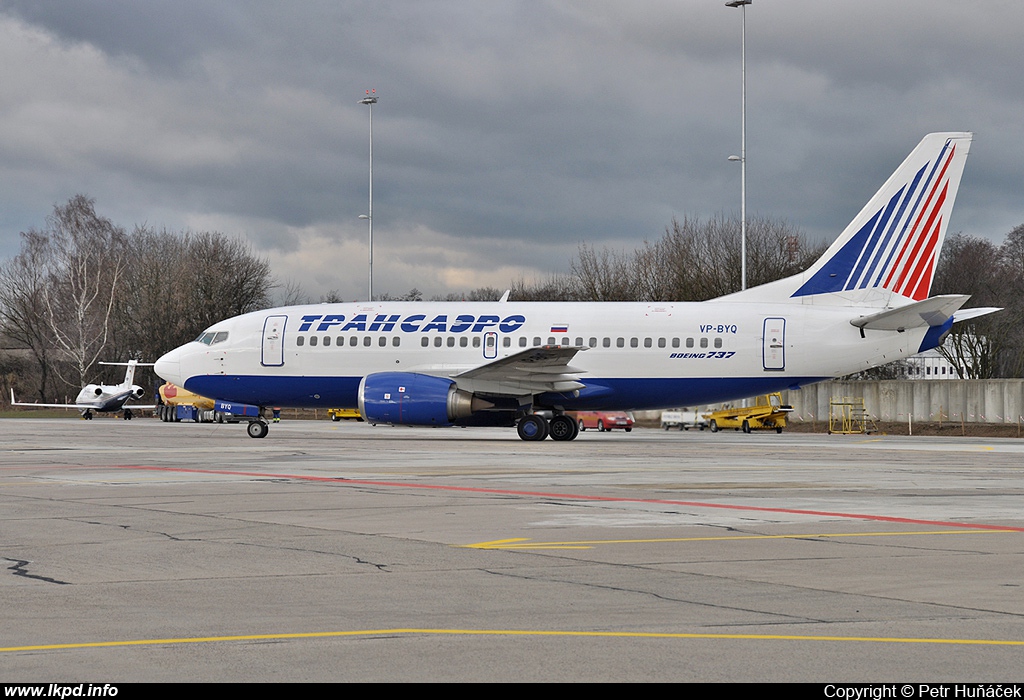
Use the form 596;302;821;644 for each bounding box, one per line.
358;372;492;426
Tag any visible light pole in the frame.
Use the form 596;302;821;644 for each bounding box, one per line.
726;0;750;291
359;89;377;301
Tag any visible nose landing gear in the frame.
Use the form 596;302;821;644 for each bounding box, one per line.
246;420;269;439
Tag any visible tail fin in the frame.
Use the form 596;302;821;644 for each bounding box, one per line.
719;132;972;307
98;360;153;388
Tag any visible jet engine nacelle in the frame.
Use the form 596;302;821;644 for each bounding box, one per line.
357;372;490;426
131;385;145;400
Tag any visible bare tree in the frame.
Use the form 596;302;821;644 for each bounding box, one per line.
931;232;1006;378
564;215;820;302
0;230;57;400
41;196;128;388
114;227;274;364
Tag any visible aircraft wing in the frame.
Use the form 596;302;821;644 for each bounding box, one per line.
9;393;95;410
450;345;589;395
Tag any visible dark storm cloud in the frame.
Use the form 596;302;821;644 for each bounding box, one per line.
0;0;1022;301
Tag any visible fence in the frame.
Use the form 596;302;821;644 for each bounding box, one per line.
781;380;1024;425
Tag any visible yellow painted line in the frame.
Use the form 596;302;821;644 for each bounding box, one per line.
3;628;1023;652
462;529;1018;550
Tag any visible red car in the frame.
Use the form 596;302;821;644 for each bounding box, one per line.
573;411;634;433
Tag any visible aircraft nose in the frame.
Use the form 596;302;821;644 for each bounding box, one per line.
154;347;183;385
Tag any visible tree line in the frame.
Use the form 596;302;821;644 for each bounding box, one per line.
931;225;1024;378
0;195;273;403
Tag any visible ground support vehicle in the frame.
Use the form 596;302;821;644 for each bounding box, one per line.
660;409;706;430
157;383;256;424
328;408;364;422
703;394;792;434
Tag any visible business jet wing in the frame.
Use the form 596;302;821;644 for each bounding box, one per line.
9;389;155;411
9;389;91;409
450;345;589;394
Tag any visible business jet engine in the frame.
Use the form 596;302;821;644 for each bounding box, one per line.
130;385;145;400
357;372;494;426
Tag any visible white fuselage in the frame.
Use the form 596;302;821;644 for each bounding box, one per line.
155;300;926;412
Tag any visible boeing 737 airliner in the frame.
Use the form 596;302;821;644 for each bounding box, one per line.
155;133;997;440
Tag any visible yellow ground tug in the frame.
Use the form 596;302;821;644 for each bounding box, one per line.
703;393;792;434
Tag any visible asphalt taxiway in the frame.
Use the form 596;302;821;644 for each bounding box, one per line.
2;418;1022;682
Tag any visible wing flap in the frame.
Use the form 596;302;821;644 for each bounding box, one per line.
451;345;588;395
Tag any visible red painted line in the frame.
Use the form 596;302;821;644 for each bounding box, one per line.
95;463;1024;533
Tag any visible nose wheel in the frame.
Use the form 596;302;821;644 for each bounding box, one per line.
247;420;269;439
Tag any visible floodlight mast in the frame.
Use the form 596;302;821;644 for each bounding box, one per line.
726;0;751;291
359;89;378;301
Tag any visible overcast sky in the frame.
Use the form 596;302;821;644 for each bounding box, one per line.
1;0;1021;302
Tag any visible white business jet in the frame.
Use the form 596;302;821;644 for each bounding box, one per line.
11;360;156;420
156;133;997;440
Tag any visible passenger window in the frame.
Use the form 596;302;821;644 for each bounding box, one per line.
700;337;708;348
447;337;455;347
434;337;442;347
323;336;331;347
473;337;481;348
630;338;638;348
533;337;542;346
672;338;680;348
337;336;344;347
308;336;315;347
644;338;652;348
350;336;358;347
589;337;597;347
616;338;624;348
575;337;583;347
519;337;528;347
547;337;555;345
714;337;722;349
296;336;305;347
392;337;400;347
460;337;468;347
364;336;371;347
658;338;666;348
503;337;511;347
421;337;429;347
686;338;694;348
603;337;611;348
379;337;387;347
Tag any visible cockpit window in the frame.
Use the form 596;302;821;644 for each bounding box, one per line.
194;331;229;345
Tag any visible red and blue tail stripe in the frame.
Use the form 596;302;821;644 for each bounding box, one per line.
792;138;959;301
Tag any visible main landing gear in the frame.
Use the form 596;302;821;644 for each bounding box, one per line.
517;413;579;442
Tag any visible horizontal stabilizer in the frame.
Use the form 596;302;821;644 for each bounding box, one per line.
850;295;969;331
953;306;1002;323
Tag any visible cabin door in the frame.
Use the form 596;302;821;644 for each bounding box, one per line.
262;315;287;367
762;318;785;371
483;331;498;360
